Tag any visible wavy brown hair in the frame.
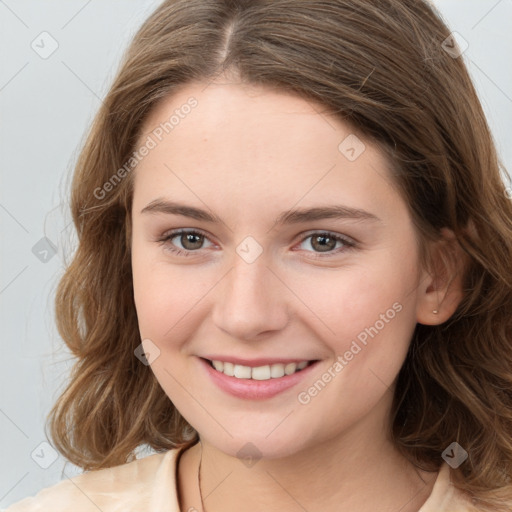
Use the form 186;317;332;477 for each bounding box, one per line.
49;0;512;509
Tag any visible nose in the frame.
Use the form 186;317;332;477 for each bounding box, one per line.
211;255;290;341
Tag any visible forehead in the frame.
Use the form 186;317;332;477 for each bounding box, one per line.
132;80;404;224
139;81;343;160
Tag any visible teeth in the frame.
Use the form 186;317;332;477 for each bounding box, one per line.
251;365;271;380
234;364;252;379
284;363;297;375
223;362;234;376
212;360;224;372
210;360;311;380
270;364;285;378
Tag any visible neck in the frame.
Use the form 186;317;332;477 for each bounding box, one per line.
178;401;438;512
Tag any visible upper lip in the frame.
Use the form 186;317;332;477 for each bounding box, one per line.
201;356;317;367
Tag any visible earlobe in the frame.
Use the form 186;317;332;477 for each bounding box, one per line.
416;228;467;326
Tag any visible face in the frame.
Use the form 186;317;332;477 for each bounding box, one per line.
130;80;428;460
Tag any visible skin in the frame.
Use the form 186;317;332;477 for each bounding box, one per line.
130;79;464;512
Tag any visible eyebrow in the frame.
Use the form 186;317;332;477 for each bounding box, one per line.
140;199;381;224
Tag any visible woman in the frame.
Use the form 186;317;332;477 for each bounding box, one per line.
6;0;512;511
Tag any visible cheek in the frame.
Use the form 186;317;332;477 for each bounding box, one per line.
131;243;213;346
288;255;420;409
288;253;419;351
292;266;418;431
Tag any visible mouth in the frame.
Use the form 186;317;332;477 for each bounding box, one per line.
199;357;320;400
204;358;315;380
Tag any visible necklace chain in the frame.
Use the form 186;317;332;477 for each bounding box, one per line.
198;441;206;512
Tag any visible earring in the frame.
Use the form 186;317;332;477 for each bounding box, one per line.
432;309;439;314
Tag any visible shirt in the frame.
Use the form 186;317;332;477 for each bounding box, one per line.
3;448;481;511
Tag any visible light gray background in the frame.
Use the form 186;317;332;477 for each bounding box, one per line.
1;0;511;507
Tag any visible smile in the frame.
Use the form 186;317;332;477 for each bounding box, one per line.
200;357;320;400
209;359;312;380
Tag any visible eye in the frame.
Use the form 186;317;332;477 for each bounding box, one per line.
158;229;214;256
295;231;356;257
156;229;356;258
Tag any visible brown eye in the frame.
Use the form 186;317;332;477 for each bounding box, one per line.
179;232;204;250
310;234;337;252
296;231;356;257
158;229;214;256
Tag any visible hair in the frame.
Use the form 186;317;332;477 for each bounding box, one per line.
48;0;512;509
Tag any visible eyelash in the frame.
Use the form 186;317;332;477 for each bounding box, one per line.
157;229;357;259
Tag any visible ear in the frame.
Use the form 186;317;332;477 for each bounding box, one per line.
416;228;467;326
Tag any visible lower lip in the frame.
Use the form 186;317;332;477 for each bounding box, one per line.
199;357;319;400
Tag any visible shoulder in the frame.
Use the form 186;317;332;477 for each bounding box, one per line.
3;448;183;512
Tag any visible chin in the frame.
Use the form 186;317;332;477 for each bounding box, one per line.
198;425;314;463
